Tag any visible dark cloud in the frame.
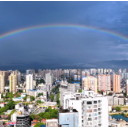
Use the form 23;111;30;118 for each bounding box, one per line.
0;1;128;70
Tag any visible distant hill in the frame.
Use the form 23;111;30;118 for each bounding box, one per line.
0;60;128;72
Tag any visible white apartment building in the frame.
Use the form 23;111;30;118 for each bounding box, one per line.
45;73;53;85
63;89;108;127
100;69;103;74
104;69;107;74
97;69;101;74
17;71;21;83
26;74;33;91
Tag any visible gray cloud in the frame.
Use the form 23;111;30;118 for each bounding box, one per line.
0;1;128;69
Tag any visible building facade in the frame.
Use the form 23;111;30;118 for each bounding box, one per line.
98;74;111;91
9;71;17;93
58;108;78;127
0;71;9;93
45;73;53;85
63;90;108;127
113;75;120;93
26;74;33;91
82;76;97;93
16;115;30;127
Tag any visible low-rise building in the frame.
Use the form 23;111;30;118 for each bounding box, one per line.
46;119;58;127
38;102;57;109
118;96;124;105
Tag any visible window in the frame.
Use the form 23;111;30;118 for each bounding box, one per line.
94;101;97;104
67;118;69;121
87;101;92;104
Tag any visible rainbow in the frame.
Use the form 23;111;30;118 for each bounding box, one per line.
0;24;128;41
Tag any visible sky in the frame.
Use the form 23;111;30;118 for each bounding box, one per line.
0;1;128;70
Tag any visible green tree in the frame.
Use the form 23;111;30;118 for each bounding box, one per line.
40;79;45;84
38;112;44;118
8;109;16;120
38;93;43;97
56;93;60;106
43;112;51;119
7;100;15;109
5;92;13;99
30;96;35;101
115;107;121;112
49;94;54;101
30;114;35;120
78;89;82;93
23;95;27;101
34;122;45;127
36;100;41;104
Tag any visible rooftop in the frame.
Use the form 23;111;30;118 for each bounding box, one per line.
59;108;78;113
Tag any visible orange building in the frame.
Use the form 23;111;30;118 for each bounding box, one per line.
82;76;97;93
98;74;111;91
113;75;120;93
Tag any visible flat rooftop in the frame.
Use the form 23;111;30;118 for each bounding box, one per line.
59;109;78;113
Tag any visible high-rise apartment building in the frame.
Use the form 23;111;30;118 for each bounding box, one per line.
38;69;42;76
45;73;53;85
98;74;111;91
63;90;108;127
82;76;97;93
113;75;120;93
97;69;101;74
26;74;33;91
17;71;21;84
118;69;122;73
104;69;107;74
9;71;17;93
0;71;9;93
126;79;128;95
100;69;103;74
59;69;62;77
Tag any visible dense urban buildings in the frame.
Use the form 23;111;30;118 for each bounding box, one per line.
0;68;128;127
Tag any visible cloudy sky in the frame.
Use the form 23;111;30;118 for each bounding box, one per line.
0;1;128;70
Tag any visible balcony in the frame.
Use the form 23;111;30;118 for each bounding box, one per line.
98;108;102;111
98;104;102;108
98;124;102;127
94;101;97;104
87;118;92;121
94;113;98;116
98;112;102;115
94;105;97;108
94;109;97;112
87;109;92;113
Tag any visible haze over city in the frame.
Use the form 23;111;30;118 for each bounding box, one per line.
0;1;128;71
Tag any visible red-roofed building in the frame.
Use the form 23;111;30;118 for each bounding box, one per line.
0;102;5;107
41;119;46;124
51;106;55;109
